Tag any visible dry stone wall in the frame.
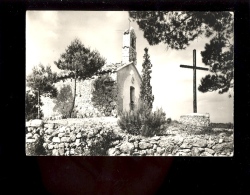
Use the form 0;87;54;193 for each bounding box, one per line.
26;119;234;157
180;113;210;127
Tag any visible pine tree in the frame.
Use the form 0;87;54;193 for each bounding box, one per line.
54;38;106;118
129;11;233;97
140;48;154;110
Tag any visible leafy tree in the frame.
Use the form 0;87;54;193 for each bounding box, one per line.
140;48;154;110
53;84;73;118
129;11;233;97
54;38;106;118
91;74;117;116
25;90;43;121
26;64;58;119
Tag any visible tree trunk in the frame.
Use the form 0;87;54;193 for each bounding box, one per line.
69;72;77;118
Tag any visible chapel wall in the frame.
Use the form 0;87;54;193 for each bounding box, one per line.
117;64;141;112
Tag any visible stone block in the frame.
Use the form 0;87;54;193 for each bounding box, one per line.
45;129;53;135
200;151;213;156
54;144;59;149
58;148;65;156
52;149;59;156
146;149;154;156
64;143;69;148
205;148;215;155
120;141;134;154
107;148;118;156
139;142;153;150
156;147;164;155
58;126;66;133
191;147;201;156
192;138;207;148
171;136;184;146
44;123;54;129
29;119;44;127
70;149;75;155
52;137;61;143
48;144;54;150
27;127;33;132
60;137;70;142
26;133;33;139
51;131;59;137
75;139;81;146
58;132;65;138
76;133;81;138
70;134;76;142
180;142;192;149
26;138;36;143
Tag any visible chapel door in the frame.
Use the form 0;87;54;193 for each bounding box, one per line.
130;86;135;111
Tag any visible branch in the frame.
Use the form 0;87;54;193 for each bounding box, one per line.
166;15;193;36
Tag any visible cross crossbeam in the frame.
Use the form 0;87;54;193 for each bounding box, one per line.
180;65;209;71
180;49;209;113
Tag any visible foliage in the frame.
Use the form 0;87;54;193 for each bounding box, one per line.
26;64;58;119
26;64;58;97
199;38;233;96
118;102;168;137
117;110;143;135
54;38;106;117
26;136;47;156
129;11;234;96
91;74;117;116
25;90;43;121
141;108;168;137
139;48;154;110
53;84;74;118
167;118;172;124
88;130;119;156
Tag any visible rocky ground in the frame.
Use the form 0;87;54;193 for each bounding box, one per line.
27;117;234;156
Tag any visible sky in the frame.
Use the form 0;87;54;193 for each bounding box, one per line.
26;11;234;123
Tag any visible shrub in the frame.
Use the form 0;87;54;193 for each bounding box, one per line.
117;110;143;135
141;108;168;137
91;74;117;116
53;84;73;118
26;90;43;120
26;136;47;156
118;102;168;137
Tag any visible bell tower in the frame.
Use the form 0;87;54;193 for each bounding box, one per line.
122;27;137;66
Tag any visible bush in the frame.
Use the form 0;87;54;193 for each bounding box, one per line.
26;136;47;156
118;102;168;137
141;108;168;137
53;84;73;118
91;74;117;116
26;90;43;120
117;110;143;135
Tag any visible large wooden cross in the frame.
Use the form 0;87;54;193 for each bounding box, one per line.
180;49;209;113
